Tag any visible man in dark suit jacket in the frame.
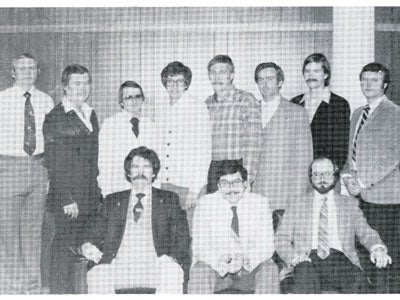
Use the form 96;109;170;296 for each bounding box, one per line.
81;146;191;294
291;53;350;171
342;63;400;293
275;158;391;293
43;64;102;294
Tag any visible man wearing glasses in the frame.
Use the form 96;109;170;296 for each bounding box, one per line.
98;81;156;197
275;157;391;293
189;160;278;293
156;61;211;209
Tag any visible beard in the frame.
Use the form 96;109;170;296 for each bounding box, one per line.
311;179;337;194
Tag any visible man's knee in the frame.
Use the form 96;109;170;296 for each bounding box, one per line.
188;261;216;293
255;259;280;294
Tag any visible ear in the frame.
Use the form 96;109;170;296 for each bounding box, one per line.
230;72;235;83
383;83;388;91
278;80;284;89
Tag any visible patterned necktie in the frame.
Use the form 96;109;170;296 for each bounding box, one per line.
23;92;36;156
317;197;330;259
133;193;145;222
231;206;239;236
352;105;370;165
130;117;140;138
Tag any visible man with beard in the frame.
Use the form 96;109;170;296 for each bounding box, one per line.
274;157;391;293
81;146;191;293
189;160;278;293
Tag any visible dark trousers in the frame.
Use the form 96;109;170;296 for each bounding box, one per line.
206;158;243;194
292;249;368;293
358;199;400;293
50;212;91;294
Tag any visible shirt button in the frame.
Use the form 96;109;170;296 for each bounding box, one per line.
166;178;169;181
169;130;172;134
167;143;170;146
166;155;169;158
165;167;168;170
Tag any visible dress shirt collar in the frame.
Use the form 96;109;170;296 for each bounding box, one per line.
14;85;36;97
213;84;237;103
302;86;331;105
62;97;93;118
313;189;334;203
121;109;142;120
367;94;386;114
130;186;152;202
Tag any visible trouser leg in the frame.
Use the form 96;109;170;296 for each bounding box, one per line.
188;261;217;294
254;259;280;294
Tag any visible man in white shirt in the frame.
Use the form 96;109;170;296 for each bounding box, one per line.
156;61;211;209
82;146;191;294
98;81;155;197
189;160;278;294
275;157;391;293
0;53;53;294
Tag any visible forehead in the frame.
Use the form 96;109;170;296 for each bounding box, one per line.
131;156;152;167
312;160;334;172
220;171;242;181
13;58;37;68
304;61;323;71
361;71;385;81
258;68;278;78
122;87;142;96
167;74;185;80
68;73;90;83
210;63;231;71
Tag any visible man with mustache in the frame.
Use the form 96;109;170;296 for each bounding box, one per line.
205;55;262;193
291;53;350;171
275;157;391;293
189;160;278;293
81;146;191;293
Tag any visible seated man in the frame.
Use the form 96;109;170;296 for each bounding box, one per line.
275;157;392;293
189;160;278;294
80;146;191;293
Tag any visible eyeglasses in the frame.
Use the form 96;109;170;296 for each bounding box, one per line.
312;171;334;179
209;70;231;77
123;95;144;102
219;178;243;188
166;78;186;88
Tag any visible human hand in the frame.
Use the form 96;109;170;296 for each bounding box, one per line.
81;242;103;264
291;255;311;267
344;176;362;196
63;202;79;218
227;253;244;274
216;254;230;277
370;248;392;268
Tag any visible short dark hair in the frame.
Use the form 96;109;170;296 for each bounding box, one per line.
12;53;37;68
308;157;340;181
216;159;248;183
160;61;192;89
254;62;285;84
359;62;390;92
207;55;235;73
118;81;145;109
302;53;331;87
61;64;91;88
124;146;161;183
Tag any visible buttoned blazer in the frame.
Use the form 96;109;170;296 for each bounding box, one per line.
253;97;313;211
275;191;383;276
343;96;400;204
86;187;191;275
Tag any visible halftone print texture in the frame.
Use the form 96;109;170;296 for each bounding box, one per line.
0;6;398;294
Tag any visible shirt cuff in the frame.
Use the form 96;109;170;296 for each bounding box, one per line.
371;244;387;254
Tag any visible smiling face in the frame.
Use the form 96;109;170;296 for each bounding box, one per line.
122;87;144;116
208;63;234;97
218;171;247;205
303;62;327;90
64;73;91;108
12;57;38;89
360;71;387;103
130;155;154;190
165;74;187;102
257;67;282;100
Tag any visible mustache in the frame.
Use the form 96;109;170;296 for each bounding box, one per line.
224;191;241;195
306;79;318;83
132;174;148;181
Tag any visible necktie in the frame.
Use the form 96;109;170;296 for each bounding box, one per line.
352;105;370;165
133;193;145;222
23;92;36;156
130;117;140;138
317;197;330;259
231;206;239;236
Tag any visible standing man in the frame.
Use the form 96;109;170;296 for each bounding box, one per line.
252;62;313;227
291;53;350;171
342;63;400;293
206;55;262;193
189;160;278;294
98;81;155;197
82;146;191;294
156;61;211;208
275;158;391;293
0;53;54;294
43;64;102;293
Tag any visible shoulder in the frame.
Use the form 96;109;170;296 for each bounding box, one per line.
330;93;350;108
205;94;215;106
234;89;259;106
290;94;305;104
101;112;123;128
245;192;270;209
152;187;179;203
34;88;53;100
281;98;307;114
104;190;130;205
0;86;15;97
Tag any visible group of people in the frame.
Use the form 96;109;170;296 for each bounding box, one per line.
0;50;399;294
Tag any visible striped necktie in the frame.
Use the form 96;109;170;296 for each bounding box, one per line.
317;197;329;259
352;105;370;165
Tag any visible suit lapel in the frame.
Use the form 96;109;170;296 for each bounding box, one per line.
363;96;390;131
334;193;347;248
